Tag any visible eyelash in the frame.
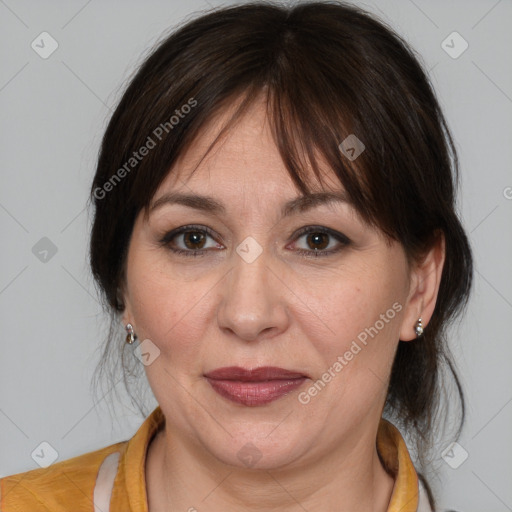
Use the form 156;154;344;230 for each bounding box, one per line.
159;224;351;259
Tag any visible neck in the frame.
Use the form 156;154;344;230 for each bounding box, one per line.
146;420;395;512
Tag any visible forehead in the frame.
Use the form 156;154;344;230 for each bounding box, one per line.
153;96;343;199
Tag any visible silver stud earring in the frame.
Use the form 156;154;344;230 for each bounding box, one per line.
414;318;424;337
125;323;137;344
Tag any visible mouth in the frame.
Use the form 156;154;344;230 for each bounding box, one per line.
203;366;309;406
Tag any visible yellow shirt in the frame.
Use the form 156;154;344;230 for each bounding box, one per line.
0;406;431;511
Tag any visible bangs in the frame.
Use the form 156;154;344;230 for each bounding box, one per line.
136;44;411;244
92;0;462;310
140;84;376;228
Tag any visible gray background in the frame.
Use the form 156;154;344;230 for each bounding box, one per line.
1;0;511;510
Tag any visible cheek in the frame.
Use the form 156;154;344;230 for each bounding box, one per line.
293;281;402;427
297;258;407;375
125;248;213;359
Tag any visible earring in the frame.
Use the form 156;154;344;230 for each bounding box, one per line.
414;318;424;337
125;323;137;344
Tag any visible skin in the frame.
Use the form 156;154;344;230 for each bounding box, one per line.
121;96;445;512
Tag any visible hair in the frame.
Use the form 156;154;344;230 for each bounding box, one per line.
88;1;472;506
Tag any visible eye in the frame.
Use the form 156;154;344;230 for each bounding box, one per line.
290;226;351;258
159;225;223;257
159;224;351;259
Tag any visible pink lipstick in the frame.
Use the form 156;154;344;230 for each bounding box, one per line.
204;366;308;406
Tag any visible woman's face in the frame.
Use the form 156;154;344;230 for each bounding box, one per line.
122;98;423;470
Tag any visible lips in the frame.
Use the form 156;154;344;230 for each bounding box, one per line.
204;366;307;381
204;366;308;406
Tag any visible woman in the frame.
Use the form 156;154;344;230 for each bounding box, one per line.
0;1;472;511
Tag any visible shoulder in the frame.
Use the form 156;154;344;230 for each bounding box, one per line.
0;440;127;512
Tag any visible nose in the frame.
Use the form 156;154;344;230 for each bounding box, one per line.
216;242;290;342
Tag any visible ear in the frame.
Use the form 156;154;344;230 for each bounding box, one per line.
399;232;445;341
118;286;134;328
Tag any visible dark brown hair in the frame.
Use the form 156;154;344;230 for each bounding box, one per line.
88;1;472;504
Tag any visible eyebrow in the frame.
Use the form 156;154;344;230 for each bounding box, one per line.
149;191;351;218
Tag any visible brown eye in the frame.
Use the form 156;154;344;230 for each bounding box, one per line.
305;232;329;251
292;226;351;258
159;225;223;257
183;231;207;250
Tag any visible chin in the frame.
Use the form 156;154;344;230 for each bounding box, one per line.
201;428;308;472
